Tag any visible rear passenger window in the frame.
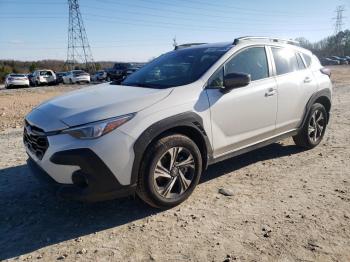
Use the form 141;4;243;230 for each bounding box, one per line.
296;53;306;70
302;54;312;67
271;47;299;75
225;47;269;81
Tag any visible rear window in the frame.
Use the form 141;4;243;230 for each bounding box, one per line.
40;71;52;76
271;47;299;75
302;54;312;67
10;74;26;77
296;53;306;70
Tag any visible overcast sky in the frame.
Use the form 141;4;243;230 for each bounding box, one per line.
0;0;348;61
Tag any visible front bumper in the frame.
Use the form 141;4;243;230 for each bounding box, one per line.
25;126;137;202
27;148;136;202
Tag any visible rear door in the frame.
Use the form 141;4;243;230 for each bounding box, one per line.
270;47;318;134
206;46;278;157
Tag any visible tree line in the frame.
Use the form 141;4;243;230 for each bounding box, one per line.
296;30;350;57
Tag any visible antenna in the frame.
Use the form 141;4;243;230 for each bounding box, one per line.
66;0;96;72
334;5;345;35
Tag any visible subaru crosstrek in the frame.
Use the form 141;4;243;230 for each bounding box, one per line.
24;37;332;208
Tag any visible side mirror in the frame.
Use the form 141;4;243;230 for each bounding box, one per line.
221;72;251;93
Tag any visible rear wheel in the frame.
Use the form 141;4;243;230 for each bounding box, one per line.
137;134;202;208
293;103;327;149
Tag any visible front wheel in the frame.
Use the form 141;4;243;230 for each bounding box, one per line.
137;134;202;208
293;103;327;149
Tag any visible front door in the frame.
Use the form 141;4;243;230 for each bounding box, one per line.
206;46;278;157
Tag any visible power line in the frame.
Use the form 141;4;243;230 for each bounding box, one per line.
94;0;317;18
80;5;328;26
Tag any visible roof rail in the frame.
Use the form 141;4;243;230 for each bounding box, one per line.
174;43;207;50
233;36;299;46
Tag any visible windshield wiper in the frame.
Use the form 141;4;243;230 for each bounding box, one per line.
121;82;167;89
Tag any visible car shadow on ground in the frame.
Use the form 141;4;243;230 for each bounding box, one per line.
0;142;304;260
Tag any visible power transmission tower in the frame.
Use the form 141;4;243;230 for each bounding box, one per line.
172;36;178;49
334;5;345;35
66;0;95;72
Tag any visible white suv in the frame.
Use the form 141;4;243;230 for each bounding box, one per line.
24;37;332;208
32;69;56;86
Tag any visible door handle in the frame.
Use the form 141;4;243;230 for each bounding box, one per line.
265;88;276;97
304;76;312;83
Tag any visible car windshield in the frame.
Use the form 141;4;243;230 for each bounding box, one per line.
114;64;131;70
73;71;85;76
122;46;230;88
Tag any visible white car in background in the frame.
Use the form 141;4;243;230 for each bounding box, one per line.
63;70;90;84
5;74;30;88
32;70;56;86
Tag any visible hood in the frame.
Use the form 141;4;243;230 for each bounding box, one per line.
26;83;172;132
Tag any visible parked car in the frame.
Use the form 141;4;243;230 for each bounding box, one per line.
24;37;332;208
106;63;135;83
55;72;68;84
27;73;35;86
126;65;143;77
320;57;340;66
32;70;57;86
330;56;348;65
342;56;350;62
63;70;90;84
91;70;107;82
4;74;30;88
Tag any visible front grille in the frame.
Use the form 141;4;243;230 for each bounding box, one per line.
23;122;49;160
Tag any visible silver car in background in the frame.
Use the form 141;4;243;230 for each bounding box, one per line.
5;74;30;88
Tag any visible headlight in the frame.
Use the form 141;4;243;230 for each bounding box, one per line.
62;113;135;139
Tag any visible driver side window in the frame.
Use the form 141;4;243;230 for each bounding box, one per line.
208;47;269;88
225;47;269;81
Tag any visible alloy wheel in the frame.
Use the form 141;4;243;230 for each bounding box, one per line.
308;109;325;143
153;147;195;199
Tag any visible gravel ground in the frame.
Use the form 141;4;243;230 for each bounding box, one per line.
0;67;349;261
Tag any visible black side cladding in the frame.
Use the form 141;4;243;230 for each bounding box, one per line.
130;112;212;185
50;148;136;202
299;88;332;128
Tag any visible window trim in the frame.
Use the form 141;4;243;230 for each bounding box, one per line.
296;52;307;70
206;45;273;89
300;53;312;68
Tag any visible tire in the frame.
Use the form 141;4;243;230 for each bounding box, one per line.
293;103;328;149
137;134;203;208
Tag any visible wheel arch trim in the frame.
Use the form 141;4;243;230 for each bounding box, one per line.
130;112;212;185
299;88;332;128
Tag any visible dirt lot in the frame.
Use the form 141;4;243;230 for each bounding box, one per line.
0;67;349;261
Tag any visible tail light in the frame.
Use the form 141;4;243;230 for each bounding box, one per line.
8;77;14;81
320;67;331;78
